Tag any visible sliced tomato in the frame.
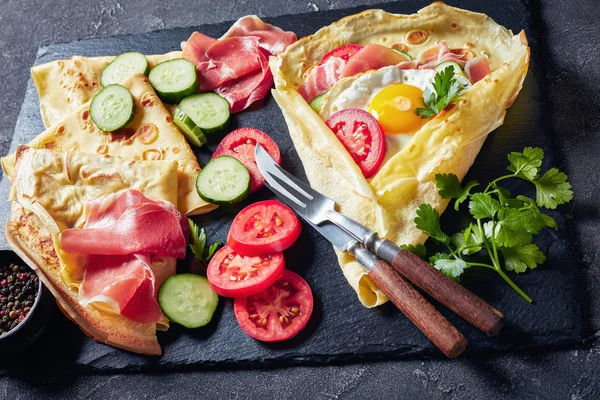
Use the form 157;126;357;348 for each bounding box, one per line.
207;245;285;298
228;200;302;257
234;269;313;342
212;128;281;192
325;109;386;178
318;44;364;65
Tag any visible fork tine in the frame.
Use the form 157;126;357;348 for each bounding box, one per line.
267;171;313;208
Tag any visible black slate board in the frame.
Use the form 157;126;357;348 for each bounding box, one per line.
0;0;582;374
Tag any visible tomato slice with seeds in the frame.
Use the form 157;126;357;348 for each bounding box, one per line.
207;245;285;298
318;44;364;65
325;109;386;178
234;269;313;342
212;127;281;193
228;200;302;257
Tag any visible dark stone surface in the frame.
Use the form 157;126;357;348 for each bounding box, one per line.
0;0;598;398
0;0;582;373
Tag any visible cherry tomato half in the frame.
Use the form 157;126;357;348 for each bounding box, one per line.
234;269;314;342
318;44;364;65
212;128;281;193
207;245;285;298
325;109;386;178
228;200;302;257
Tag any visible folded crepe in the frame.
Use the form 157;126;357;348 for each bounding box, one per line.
32;51;182;128
2;72;216;216
270;3;530;307
6;147;181;355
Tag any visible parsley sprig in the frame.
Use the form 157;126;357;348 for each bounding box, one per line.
415;66;462;118
188;219;220;270
406;147;573;302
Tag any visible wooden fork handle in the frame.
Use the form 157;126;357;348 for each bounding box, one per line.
351;244;467;358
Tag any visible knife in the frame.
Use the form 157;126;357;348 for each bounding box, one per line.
255;144;504;338
255;145;467;358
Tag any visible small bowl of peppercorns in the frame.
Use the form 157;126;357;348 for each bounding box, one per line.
0;249;55;356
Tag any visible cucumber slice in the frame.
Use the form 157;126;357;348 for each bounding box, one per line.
100;52;150;86
178;93;230;136
196;156;250;205
435;61;464;75
148;59;199;104
89;84;135;132
391;48;413;60
173;107;208;147
158;274;219;329
309;91;328;113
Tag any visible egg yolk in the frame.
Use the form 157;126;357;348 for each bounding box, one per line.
368;84;428;134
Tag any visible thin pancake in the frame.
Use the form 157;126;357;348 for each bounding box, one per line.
32;51;182;128
2;73;216;216
6;147;182;354
270;3;529;307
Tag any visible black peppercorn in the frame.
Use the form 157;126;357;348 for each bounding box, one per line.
0;262;38;335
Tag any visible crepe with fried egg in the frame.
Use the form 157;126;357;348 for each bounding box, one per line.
270;3;529;307
6;147;182;355
1;73;216;216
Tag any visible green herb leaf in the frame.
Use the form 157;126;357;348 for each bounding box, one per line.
507;147;544;179
434;258;467;279
415;66;462;119
188;219;220;267
434;173;479;210
435;173;462;198
468;193;500;219
501;244;546;273
400;244;427;259
455;181;480;210
494;208;533;247
451;224;482;255
429;252;451;265
414;204;450;244
533;168;573;209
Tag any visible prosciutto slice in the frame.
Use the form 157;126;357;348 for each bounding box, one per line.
197;36;265;92
214;47;274;113
181;32;216;66
297;57;346;102
417;40;468;69
60;202;187;258
60;189;187;325
78;254;163;324
340;44;411;79
182;16;296;113
464;55;491;83
221;15;297;56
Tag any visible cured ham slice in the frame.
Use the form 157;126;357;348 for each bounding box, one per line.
298;57;346;102
62;189;187;325
340;44;411;79
221;15;297;56
79;254;163;324
197;37;264;92
215;47;274;113
417;40;468;69
181;32;216;66
465;55;491;83
60;202;187;258
182;16;296;113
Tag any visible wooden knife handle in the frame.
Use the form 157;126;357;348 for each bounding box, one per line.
392;250;504;336
368;259;467;358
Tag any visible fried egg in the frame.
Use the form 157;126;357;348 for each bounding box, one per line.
320;65;471;163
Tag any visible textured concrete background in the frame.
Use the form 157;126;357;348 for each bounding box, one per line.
0;0;599;398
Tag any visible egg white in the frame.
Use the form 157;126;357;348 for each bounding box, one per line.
320;65;471;164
